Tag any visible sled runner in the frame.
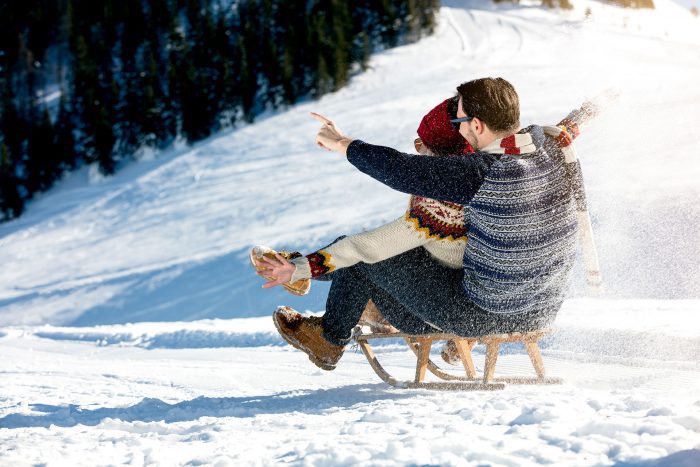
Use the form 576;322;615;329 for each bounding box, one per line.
353;328;562;390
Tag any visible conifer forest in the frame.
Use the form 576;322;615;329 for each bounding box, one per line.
0;0;440;221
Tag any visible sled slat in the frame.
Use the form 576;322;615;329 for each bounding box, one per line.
414;338;432;383
454;339;477;379
404;338;471;382
483;340;500;383
524;341;546;378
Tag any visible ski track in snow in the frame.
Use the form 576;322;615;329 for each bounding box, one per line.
2;0;700;465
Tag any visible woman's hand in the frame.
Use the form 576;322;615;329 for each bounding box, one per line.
414;137;434;156
310;112;354;155
256;253;296;289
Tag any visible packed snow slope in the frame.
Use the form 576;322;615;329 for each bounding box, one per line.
1;1;700;465
1;300;700;466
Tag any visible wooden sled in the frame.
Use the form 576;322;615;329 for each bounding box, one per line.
354;328;562;391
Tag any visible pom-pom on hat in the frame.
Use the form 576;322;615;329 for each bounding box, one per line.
417;97;474;156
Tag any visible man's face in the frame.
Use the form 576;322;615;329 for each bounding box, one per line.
456;97;478;150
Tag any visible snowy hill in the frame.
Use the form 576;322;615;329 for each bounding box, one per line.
1;0;700;465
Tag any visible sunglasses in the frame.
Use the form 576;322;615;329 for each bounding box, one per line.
450;116;475;123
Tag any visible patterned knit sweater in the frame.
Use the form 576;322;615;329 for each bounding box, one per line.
290;106;592;288
289;195;467;282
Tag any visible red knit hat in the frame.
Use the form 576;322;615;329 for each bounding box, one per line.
417;97;474;155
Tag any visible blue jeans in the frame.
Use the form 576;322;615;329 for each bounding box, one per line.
319;246;556;346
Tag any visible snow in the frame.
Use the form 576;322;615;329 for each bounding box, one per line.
1;302;700;465
2;0;700;465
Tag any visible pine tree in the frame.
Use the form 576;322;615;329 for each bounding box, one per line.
330;0;352;91
25;107;60;192
214;13;241;126
139;41;170;148
94;102;117;175
316;55;332;97
237;0;259;121
53;93;76;171
405;0;420;41
259;0;283;107
0;142;24;220
70;33;98;161
179;49;208;142
356;31;372;71
418;0;440;34
166;16;187;136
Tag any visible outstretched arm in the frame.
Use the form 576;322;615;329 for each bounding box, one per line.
257;212;453;287
311;112;495;205
287;213;452;282
345;140;494;205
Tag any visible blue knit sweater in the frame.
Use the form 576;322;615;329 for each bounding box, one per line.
346;125;578;315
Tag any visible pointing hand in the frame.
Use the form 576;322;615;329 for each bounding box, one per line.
310;112;354;154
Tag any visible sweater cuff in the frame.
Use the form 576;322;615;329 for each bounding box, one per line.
290;256;312;282
346;139;368;163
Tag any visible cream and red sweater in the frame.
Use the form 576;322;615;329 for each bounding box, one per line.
290;196;467;281
289;102;598;282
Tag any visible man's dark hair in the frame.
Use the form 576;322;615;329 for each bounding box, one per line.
456;77;520;133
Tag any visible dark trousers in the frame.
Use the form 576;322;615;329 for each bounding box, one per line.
319;246;555;346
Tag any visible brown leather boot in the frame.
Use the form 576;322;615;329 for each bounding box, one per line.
441;339;461;366
273;306;344;370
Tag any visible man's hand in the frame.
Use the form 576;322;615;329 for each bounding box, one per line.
310;112;354;155
256;253;296;289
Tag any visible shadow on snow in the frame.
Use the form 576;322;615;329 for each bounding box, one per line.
0;247;331;327
0;384;412;429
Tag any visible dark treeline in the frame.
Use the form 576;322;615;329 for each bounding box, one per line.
0;0;439;221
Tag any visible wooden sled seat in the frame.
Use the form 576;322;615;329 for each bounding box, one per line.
353;328;562;391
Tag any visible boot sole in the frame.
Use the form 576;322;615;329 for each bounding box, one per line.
272;310;337;371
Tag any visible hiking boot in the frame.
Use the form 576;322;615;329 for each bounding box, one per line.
358;300;398;334
250;245;311;296
273;306;344;371
441;339;461;366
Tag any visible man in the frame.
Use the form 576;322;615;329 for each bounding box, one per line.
258;77;579;371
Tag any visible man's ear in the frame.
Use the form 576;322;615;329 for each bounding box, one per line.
473;117;484;135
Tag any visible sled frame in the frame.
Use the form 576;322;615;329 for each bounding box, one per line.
354;329;562;391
